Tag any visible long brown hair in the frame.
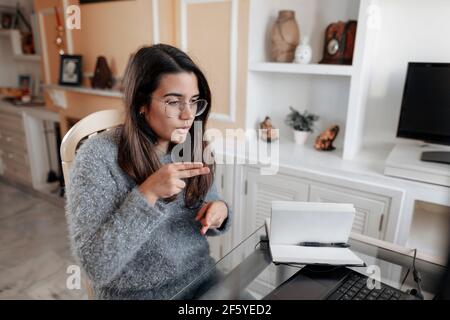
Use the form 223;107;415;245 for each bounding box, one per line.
118;44;214;207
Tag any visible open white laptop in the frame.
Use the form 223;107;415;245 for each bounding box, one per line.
267;201;365;266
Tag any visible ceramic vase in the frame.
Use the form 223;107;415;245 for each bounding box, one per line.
270;10;300;62
295;36;312;64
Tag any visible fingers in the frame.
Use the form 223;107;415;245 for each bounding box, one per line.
171;162;204;170
200;212;215;235
195;202;210;221
178;167;210;179
200;224;209;236
175;179;186;189
197;203;224;235
170;162;210;179
196;202;212;235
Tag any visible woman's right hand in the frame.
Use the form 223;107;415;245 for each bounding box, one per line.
138;162;210;205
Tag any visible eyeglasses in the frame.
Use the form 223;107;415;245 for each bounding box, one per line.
152;96;208;118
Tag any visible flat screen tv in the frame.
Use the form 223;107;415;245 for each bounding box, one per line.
397;62;450;164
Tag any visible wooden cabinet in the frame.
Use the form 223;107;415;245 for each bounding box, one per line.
309;183;390;239
0;109;32;186
0;102;60;194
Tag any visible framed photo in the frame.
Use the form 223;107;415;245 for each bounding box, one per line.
1;12;13;29
59;54;83;86
18;74;33;95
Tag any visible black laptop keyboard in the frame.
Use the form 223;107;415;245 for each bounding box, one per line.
327;271;405;300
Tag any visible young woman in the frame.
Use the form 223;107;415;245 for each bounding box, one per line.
66;44;231;299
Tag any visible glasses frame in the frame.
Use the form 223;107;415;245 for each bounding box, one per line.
151;96;208;118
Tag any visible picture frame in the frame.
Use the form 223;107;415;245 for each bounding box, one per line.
1;12;14;29
18;74;33;95
59;54;83;86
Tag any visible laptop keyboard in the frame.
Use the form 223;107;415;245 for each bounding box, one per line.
327;271;405;300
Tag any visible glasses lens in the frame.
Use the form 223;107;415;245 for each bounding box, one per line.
163;99;208;117
195;99;207;116
165;101;181;118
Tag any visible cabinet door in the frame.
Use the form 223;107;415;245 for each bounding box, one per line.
241;167;308;294
244;167;309;238
309;184;390;240
207;163;234;261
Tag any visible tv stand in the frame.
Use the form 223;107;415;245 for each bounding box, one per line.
421;151;450;165
384;143;450;187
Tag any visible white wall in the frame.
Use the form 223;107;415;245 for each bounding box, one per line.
363;0;450;144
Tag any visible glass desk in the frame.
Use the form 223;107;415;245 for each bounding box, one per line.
173;225;447;300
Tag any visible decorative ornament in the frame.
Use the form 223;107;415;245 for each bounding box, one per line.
259;116;279;142
314;125;340;151
295;36;312;64
54;6;65;55
91;56;113;89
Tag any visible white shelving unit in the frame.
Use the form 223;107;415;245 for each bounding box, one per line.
0;29;41;62
245;0;379;160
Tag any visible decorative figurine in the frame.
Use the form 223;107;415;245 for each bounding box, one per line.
314;125;340;151
259;116;279;142
91;56;113;89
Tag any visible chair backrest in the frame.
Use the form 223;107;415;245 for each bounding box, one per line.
60;109;124;187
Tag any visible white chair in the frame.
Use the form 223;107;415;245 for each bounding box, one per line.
60;109;124;299
60;109;124;185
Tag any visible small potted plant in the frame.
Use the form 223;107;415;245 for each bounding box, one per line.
285;106;319;145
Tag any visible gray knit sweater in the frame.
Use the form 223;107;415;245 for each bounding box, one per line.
65;128;231;299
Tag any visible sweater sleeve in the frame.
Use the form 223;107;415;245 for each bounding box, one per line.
203;181;232;237
65;139;168;286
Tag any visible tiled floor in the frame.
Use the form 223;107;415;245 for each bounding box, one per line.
0;181;87;299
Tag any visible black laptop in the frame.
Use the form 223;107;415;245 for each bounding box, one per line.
263;266;414;300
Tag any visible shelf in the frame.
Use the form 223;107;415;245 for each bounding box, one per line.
14;54;41;62
248;62;353;77
0;29;41;61
45;84;124;98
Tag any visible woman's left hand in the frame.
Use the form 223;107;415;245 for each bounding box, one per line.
195;201;228;235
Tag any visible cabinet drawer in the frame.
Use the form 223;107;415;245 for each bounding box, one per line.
0;111;24;135
309;184;390;240
0;108;22;120
2;156;32;185
0;128;27;153
245;167;309;234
